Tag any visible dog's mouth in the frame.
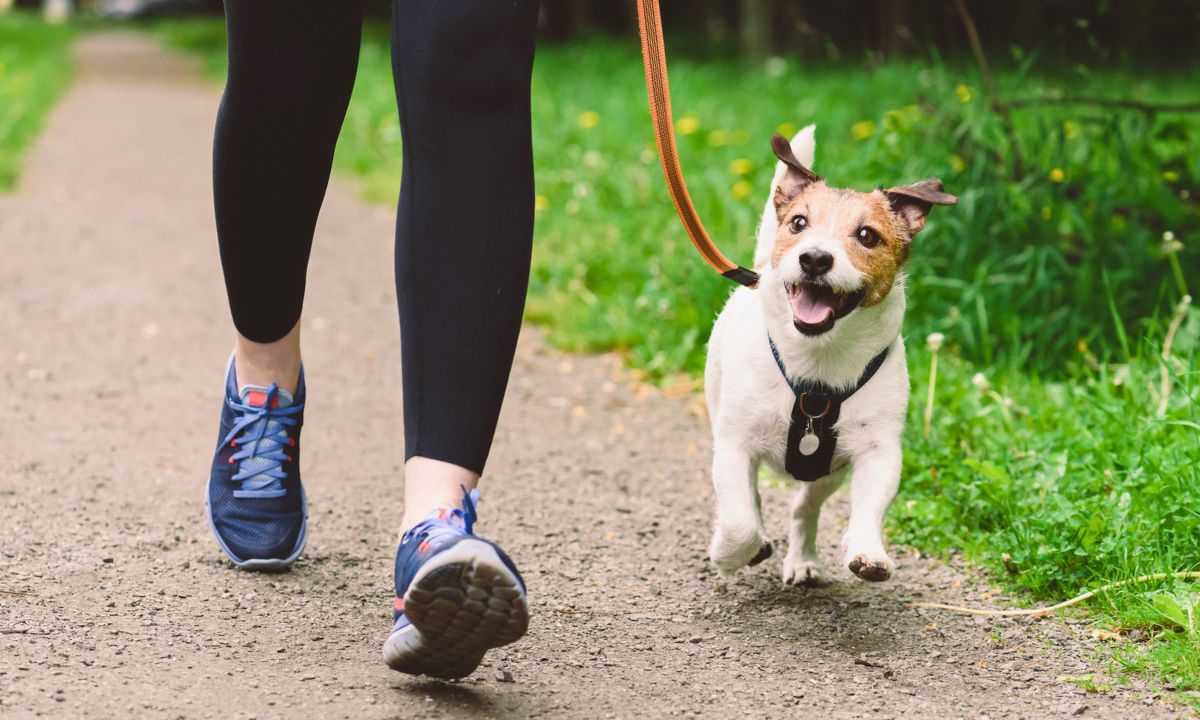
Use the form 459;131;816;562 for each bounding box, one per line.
785;280;864;335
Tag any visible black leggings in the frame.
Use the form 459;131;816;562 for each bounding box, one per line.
214;0;539;474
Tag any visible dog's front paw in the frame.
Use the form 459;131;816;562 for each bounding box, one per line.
782;551;829;587
708;526;772;577
846;553;894;582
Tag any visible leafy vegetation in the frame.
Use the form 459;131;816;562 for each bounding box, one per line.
155;21;1199;698
0;13;74;191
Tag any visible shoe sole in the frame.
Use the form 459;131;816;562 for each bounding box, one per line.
204;486;308;572
382;538;529;679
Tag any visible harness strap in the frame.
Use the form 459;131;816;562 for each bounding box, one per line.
768;337;891;481
635;0;760;288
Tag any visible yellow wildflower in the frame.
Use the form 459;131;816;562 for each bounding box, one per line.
956;84;973;103
851;120;875;141
1049;168;1065;183
677;115;700;135
534;195;548;212
775;121;796;138
707;130;729;147
731;181;751;199
577;111;599;129
950;154;966;173
729;158;753;176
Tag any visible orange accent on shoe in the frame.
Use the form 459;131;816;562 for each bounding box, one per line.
244;390;280;408
418;541;432;553
394;597;405;612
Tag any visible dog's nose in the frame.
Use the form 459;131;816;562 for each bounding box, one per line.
798;249;833;276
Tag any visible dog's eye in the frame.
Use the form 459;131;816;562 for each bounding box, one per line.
856;226;881;248
789;215;808;234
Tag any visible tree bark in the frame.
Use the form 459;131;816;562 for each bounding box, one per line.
740;0;774;60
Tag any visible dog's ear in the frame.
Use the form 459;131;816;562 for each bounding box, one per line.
884;179;957;235
771;134;820;214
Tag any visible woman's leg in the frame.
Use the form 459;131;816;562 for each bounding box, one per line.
214;0;363;392
207;1;362;569
391;0;540;526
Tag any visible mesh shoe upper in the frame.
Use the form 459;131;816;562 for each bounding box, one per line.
207;359;307;565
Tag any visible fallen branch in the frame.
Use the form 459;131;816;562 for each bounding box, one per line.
554;608;645;617
906;571;1200;617
1002;97;1200;115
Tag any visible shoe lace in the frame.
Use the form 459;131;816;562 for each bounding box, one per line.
403;487;480;543
221;383;303;499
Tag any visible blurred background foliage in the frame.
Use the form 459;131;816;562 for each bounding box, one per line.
0;14;73;189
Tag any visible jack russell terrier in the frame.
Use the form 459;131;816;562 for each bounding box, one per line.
705;126;956;585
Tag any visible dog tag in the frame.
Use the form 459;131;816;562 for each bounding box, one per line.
798;418;820;456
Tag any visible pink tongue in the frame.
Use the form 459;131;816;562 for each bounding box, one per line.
790;287;835;325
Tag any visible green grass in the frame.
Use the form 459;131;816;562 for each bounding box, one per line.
900;331;1199;698
0;13;74;191
154;22;1200;699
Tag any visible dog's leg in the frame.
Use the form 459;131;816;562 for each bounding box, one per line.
707;443;769;577
781;471;843;587
843;446;901;582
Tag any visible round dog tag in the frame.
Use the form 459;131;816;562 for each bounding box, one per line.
798;432;820;456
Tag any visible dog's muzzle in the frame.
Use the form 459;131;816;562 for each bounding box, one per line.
784;280;864;335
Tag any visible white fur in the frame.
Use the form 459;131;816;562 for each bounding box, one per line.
753;124;815;269
706;127;909;584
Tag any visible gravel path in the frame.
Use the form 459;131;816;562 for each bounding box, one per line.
0;33;1187;719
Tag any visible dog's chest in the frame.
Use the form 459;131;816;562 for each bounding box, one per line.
746;389;805;462
746;382;858;478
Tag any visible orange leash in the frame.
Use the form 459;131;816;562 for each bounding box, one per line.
635;0;759;288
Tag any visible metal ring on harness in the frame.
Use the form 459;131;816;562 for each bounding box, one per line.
798;394;832;420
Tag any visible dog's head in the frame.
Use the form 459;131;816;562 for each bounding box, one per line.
763;133;957;337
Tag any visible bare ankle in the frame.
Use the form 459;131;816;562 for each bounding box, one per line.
401;457;481;533
234;321;302;395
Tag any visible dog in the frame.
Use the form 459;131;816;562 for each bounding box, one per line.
704;126;956;585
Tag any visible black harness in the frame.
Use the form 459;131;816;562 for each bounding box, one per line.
768;338;890;482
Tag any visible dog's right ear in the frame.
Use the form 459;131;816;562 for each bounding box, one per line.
771;134;820;214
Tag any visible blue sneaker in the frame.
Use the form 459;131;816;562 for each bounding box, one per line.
205;355;307;571
383;489;529;678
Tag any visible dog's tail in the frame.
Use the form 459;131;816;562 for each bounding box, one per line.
753;124;816;269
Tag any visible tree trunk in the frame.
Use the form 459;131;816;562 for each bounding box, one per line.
740;0;774;60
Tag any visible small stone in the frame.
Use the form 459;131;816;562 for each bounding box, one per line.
495;670;514;683
1072;705;1088;716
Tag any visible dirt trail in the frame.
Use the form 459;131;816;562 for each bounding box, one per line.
0;33;1185;719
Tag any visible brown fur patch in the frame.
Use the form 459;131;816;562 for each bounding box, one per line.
771;185;911;308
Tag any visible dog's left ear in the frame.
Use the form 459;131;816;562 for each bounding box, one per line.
771;134;820;214
885;179;958;235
